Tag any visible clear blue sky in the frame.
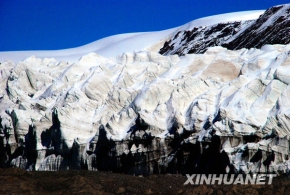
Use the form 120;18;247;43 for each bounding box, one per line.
0;0;289;51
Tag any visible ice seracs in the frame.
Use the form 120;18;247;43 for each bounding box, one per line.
1;44;290;173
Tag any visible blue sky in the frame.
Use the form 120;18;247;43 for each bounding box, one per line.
0;0;289;51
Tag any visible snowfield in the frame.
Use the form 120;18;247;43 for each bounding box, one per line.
0;10;264;63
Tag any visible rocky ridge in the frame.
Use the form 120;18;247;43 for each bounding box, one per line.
159;4;290;56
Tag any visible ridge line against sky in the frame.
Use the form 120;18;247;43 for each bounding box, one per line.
0;0;289;51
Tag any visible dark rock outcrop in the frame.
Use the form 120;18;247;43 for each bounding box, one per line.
159;4;290;56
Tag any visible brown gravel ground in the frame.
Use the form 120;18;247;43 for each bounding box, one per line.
1;168;290;195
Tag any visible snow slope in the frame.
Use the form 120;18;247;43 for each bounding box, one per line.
0;11;263;63
0;30;175;63
176;10;263;31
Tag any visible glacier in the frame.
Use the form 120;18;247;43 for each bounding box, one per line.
1;5;290;175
